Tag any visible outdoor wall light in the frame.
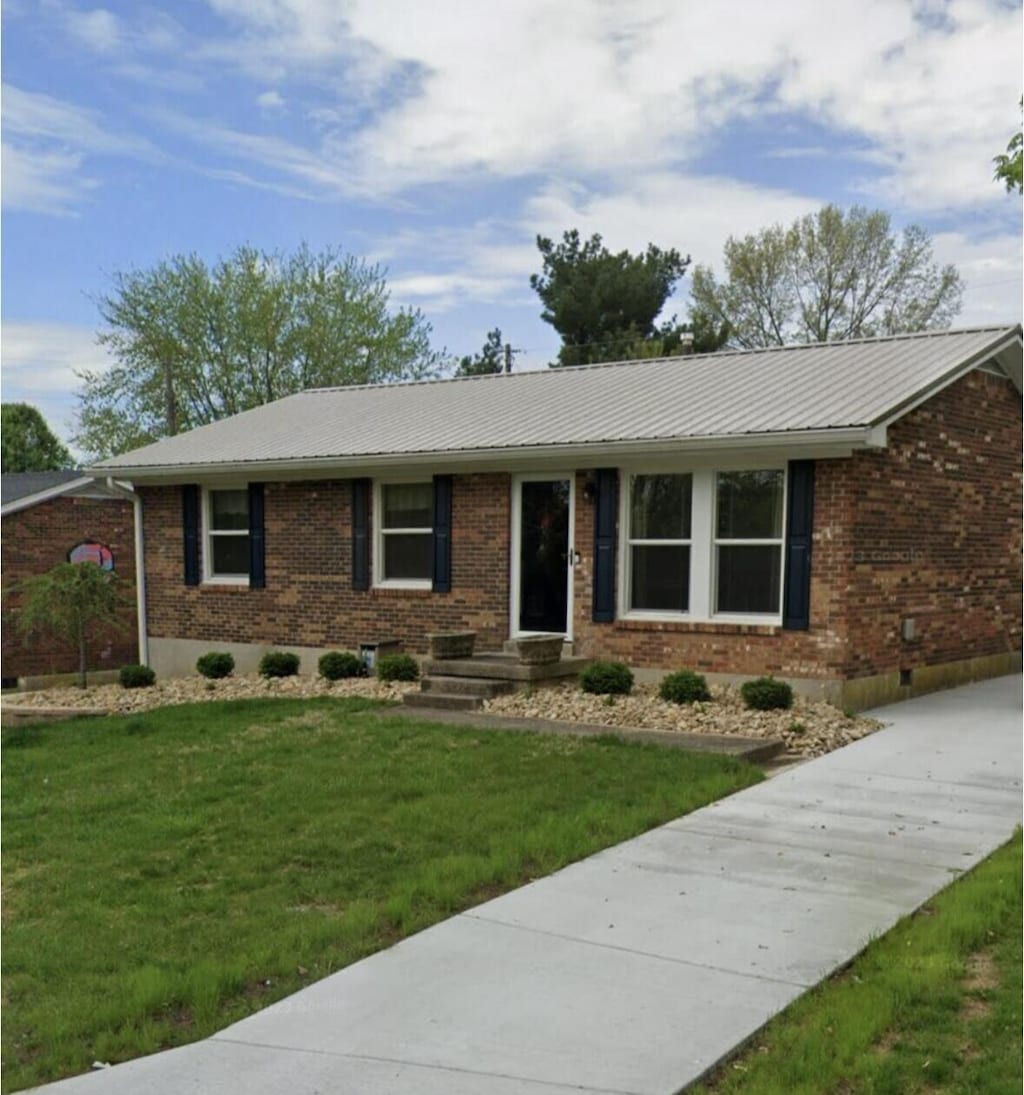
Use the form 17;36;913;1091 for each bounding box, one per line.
583;473;598;502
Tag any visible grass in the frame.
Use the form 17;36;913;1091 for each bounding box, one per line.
690;830;1022;1095
1;696;762;1092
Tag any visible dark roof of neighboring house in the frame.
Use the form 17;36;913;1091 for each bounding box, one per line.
1;471;85;507
92;325;1023;480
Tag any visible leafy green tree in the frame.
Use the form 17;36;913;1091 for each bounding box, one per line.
455;328;505;376
75;244;445;458
15;562;131;688
530;230;698;366
993;107;1022;194
1;403;73;473
689;205;963;349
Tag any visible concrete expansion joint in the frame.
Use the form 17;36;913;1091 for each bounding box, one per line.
675;824;966;873
213;1037;638;1095
461;912;811;990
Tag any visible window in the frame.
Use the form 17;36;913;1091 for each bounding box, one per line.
205;489;249;581
621;467;786;621
627;474;692;612
714;470;784;614
378;481;433;584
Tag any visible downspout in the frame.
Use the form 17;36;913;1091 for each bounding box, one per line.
105;477;149;667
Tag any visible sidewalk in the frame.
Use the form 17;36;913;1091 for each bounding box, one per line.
35;675;1022;1095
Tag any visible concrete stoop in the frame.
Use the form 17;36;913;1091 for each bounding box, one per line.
405;652;589;712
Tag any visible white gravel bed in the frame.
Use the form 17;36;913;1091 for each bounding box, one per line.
3;673;417;715
483;683;884;758
5;675;882;759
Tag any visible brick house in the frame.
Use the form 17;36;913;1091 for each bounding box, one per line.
2;472;139;685
92;326;1022;709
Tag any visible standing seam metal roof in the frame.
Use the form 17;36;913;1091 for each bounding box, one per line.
94;325;1022;472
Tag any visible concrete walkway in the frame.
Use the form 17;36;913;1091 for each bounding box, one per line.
36;675;1022;1095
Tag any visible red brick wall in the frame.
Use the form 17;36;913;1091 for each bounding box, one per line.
141;475;511;654
842;369;1022;679
2;496;138;679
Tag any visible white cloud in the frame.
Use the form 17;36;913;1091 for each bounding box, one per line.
0;322;113;448
257;89;286;112
1;143;94;215
1;84;158;214
61;6;123;52
186;0;1018;212
931;229;1024;325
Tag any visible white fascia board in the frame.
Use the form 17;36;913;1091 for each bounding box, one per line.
91;427;879;484
0;476;104;517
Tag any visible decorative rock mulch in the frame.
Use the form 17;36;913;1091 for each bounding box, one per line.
4;675;883;759
3;674;418;716
483;683;884;759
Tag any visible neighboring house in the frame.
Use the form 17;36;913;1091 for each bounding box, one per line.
92;326;1022;709
2;472;139;685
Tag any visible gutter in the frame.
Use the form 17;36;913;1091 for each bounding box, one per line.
89;426;884;483
103;477;149;668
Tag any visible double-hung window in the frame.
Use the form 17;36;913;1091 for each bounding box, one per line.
621;468;786;621
627;474;692;612
714;470;784;614
205;489;249;582
377;482;433;585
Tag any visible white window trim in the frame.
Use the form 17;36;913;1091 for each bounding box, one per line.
373;479;433;590
623;473;693;616
618;467;787;626
202;486;250;586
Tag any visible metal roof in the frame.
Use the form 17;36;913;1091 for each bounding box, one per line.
94;325;1022;478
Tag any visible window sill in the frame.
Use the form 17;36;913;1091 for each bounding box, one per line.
201;576;250;588
616;614;782;636
373;580;433;592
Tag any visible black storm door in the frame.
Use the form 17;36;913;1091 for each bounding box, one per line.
518;479;571;633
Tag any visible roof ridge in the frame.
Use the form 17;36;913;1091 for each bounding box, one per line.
301;324;1021;394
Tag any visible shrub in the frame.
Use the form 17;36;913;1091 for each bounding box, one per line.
196;652;235;679
119;664;156;689
741;676;794;711
258;651;300;679
659;670;712;705
580;661;634;696
319;651;364;681
376;653;419;682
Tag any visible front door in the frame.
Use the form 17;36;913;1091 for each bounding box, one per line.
514;476;573;635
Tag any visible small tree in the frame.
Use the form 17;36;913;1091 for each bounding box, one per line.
15;562;132;688
993;104;1023;195
455;328;506;376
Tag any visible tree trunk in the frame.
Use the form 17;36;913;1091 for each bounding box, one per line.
78;629;88;689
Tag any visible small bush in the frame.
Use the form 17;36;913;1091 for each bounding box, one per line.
196;652;235;679
376;653;419;682
659;670;712;705
119;664;156;689
741;676;794;711
319;651;364;681
580;661;634;696
258;651;300;679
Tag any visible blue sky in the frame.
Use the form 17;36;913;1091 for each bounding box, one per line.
2;0;1021;452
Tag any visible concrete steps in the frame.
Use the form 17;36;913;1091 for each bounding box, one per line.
405;649;590;713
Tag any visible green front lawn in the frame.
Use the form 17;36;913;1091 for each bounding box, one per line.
1;697;761;1092
691;830;1022;1095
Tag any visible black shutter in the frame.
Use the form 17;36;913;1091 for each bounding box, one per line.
351;478;370;591
432;474;453;593
248;483;266;589
592;468;618;622
782;460;815;630
182;484;200;586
